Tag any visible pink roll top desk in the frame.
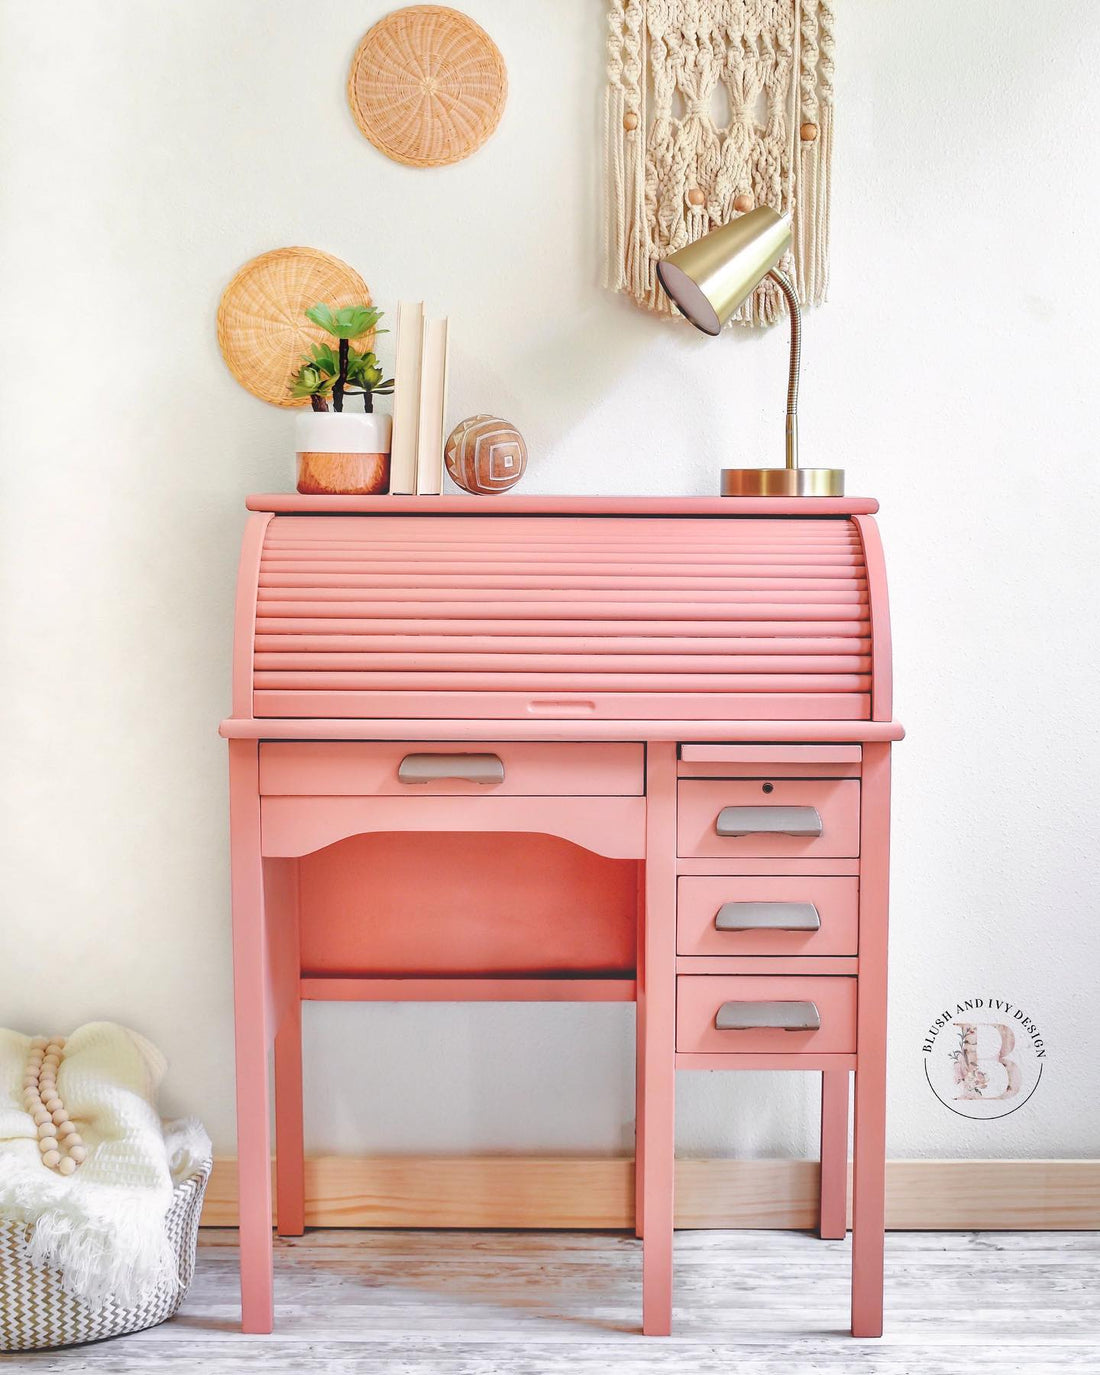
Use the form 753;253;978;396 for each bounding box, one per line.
220;493;902;1337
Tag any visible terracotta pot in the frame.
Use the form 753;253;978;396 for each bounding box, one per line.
295;411;392;495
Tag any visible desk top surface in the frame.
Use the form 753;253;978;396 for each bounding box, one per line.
246;494;879;516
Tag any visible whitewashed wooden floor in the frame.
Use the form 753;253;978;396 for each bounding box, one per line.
9;1229;1100;1374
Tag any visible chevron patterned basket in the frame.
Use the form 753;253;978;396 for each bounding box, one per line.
0;1159;210;1352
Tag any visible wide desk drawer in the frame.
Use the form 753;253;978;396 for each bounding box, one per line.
677;778;860;859
259;741;644;797
677;876;859;957
677;975;857;1055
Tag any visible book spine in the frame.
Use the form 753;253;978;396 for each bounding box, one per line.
390;300;424;494
415;317;449;496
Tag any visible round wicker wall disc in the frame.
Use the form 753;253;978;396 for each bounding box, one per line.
217;247;373;407
348;6;507;168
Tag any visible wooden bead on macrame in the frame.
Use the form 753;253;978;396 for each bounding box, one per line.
686;187;705;207
800;121;819;141
623;110;639;131
733;193;755;213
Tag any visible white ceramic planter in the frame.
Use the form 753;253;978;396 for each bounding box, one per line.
295;410;392;495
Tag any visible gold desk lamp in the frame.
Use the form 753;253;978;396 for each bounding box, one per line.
656;205;844;497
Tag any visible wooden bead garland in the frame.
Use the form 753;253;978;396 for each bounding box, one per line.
22;1035;85;1176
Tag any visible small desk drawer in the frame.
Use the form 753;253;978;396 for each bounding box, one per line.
676;779;860;859
677;975;857;1055
259;741;644;797
677;876;858;957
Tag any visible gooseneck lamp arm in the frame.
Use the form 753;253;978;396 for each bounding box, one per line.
769;268;800;471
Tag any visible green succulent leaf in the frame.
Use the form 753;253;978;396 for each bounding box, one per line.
345;349;379;389
289;361;333;398
305;301;385;340
306;342;341;374
304;302;339;334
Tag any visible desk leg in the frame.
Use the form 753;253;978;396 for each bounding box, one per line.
819;1070;849;1239
634;872;645;1240
274;1004;305;1236
229;740;274;1334
641;741;677;1336
851;742;891;1338
268;859;305;1238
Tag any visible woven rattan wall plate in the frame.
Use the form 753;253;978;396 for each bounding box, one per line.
348;6;507;168
217;247;372;407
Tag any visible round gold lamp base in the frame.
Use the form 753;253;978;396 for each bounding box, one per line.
721;467;845;497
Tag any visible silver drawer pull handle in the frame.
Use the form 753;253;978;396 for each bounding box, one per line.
715;901;821;932
398;752;505;785
716;805;823;838
715;1000;821;1032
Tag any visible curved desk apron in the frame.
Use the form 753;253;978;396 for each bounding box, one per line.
220;494;903;1337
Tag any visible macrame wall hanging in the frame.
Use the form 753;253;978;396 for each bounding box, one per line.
605;0;835;327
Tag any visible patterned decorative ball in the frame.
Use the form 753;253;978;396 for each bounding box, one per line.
445;415;527;495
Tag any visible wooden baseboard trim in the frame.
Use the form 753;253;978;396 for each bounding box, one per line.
200;1156;1100;1230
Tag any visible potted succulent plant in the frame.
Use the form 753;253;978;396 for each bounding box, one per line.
290;303;395;494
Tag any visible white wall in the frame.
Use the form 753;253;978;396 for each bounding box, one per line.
2;1;1098;1162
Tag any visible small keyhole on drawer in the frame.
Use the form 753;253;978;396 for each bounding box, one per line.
761;782;774;794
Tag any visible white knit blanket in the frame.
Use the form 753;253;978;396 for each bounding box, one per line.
0;1022;211;1310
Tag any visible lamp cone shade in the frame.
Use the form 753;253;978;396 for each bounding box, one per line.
656;207;792;335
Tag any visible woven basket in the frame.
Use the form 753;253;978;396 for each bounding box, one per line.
217;246;372;406
0;1159;211;1353
348;5;507;167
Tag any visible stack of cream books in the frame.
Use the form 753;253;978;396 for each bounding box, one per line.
389;301;450;495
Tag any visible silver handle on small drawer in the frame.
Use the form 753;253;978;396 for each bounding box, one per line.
715;1001;821;1032
397;753;505;785
715;901;821;932
715;805;823;838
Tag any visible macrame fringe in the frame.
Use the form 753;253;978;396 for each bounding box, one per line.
605;0;650;302
793;0;833;307
605;0;833;329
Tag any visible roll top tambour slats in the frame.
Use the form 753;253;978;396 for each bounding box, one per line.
252;516;874;719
